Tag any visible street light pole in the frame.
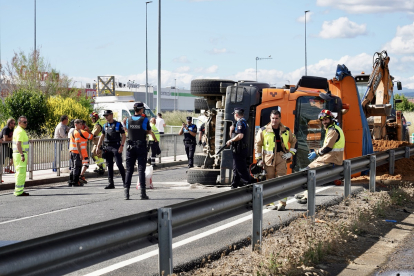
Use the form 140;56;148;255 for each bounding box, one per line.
157;0;161;114
146;1;152;107
255;56;272;82
305;10;310;76
34;0;36;52
174;78;176;111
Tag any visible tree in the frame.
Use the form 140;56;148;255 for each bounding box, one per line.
0;88;48;137
394;94;414;112
4;50;73;97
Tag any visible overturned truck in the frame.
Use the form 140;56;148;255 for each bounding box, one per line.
188;71;376;185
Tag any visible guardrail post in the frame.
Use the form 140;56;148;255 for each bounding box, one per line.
405;147;410;159
173;135;177;162
389;150;395;175
57;141;61;176
369;155;376;192
344;160;351;198
307;170;316;223
29;141;34;180
158;208;173;276
252;184;263;252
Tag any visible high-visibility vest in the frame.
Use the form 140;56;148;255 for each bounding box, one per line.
12;126;29;154
70;130;93;155
262;128;291;155
325;124;345;152
148;123;160;141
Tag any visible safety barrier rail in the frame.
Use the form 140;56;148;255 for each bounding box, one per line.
0;134;187;182
1;145;413;275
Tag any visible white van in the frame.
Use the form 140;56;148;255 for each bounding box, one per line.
93;96;155;122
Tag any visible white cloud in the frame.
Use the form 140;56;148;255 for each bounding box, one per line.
172;56;190;63
297;12;313;23
205;65;219;73
383;23;414;54
317;0;414;14
175;66;190;73
400;56;414;63
207;48;228;54
319;17;367;39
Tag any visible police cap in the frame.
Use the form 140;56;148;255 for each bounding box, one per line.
186;116;192;121
134;102;144;109
232;107;244;115
103;110;113;116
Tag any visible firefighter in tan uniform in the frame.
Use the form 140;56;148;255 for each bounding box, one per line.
296;109;345;204
255;110;297;211
90;112;106;175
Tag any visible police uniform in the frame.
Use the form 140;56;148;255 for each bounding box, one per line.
124;102;152;200
182;116;197;168
102;110;126;189
231;108;250;189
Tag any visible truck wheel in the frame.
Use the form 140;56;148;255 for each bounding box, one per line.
187;168;220;185
194;153;207;167
191;79;234;96
215;110;225;151
194;98;209;113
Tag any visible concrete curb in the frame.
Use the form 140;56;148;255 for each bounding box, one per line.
0;160;188;190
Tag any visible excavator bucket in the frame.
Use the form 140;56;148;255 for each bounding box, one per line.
365;104;392;117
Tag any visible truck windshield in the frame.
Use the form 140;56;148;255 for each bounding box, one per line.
293;96;339;172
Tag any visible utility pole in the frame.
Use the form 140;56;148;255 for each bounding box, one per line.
145;1;152;107
305;10;310;76
157;0;161;113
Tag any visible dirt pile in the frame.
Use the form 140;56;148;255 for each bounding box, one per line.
371;140;414;181
372;140;411;152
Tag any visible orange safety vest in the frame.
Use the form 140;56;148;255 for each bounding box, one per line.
70;129;93;156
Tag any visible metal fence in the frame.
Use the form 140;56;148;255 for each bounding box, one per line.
0;134;186;182
1;145;412;276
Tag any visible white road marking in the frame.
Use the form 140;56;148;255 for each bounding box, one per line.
0;206;78;225
85;186;333;276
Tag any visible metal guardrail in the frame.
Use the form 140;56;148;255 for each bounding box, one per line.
0;134;186;182
0;145;413;276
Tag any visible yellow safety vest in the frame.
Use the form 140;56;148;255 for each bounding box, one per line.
325;124;345;151
262;128;291;155
12;126;29;154
148;123;160;141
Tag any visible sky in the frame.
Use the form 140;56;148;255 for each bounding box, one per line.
1;0;414;91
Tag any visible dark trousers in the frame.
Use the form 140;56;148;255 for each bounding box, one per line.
185;143;196;168
231;150;250;188
150;141;160;158
125;146;147;189
69;152;82;184
104;145;126;183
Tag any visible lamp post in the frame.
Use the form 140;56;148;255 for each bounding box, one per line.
174;78;177;111
34;0;36;52
304;10;310;76
146;1;152;107
255;56;272;81
157;0;161;114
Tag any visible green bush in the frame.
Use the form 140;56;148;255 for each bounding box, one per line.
0;88;48;137
46;95;92;137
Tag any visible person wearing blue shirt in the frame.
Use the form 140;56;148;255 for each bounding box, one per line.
226;107;250;189
124;102;157;200
95;110;126;189
179;116;197;168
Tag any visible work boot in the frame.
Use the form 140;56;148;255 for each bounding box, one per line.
79;175;87;184
297;197;307;204
277;204;286;211
16;192;30;196
124;188;130;200
105;178;115;189
68;181;73;187
141;188;149;200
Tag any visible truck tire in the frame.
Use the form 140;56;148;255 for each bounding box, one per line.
194;153;207;167
187;168;220;185
194;98;209;113
191;79;234;96
215;110;225;151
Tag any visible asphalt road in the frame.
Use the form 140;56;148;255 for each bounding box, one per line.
0;165;364;276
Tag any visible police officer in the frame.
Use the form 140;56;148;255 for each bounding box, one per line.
179;116;197;168
96;110;126;189
226;108;250;189
124;102;157;200
296;109;345;204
